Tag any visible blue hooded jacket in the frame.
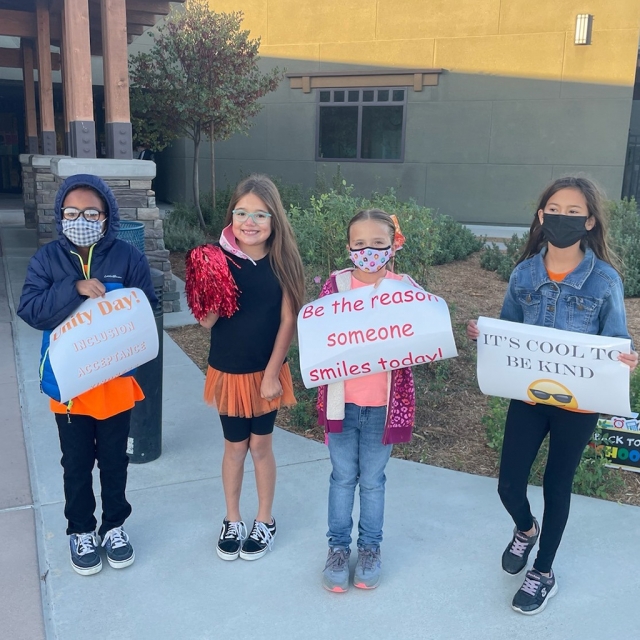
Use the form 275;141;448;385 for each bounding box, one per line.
18;173;158;330
17;174;159;402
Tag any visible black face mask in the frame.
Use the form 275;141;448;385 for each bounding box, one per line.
541;213;589;249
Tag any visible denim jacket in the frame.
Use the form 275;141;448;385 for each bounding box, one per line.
500;247;632;345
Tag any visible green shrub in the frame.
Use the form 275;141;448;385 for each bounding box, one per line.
631;367;640;415
609;198;640;297
481;396;622;499
480;232;529;281
289;184;481;286
431;215;484;265
164;215;206;252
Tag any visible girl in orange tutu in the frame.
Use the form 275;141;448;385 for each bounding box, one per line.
186;174;304;561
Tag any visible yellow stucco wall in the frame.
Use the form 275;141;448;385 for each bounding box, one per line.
209;0;640;85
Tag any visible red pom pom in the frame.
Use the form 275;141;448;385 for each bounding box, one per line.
185;245;239;320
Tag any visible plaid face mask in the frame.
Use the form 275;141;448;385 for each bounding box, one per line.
61;218;105;247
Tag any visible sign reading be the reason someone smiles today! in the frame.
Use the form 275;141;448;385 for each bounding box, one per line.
297;279;458;389
476;317;634;417
48;288;159;403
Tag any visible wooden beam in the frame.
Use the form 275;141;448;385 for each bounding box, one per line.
21;40;39;153
0;47;60;70
36;0;57;154
101;0;132;158
0;8;62;40
64;0;96;157
88;0;171;14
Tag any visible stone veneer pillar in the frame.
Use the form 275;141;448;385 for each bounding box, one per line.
30;155;66;242
44;158;179;312
19;154;36;229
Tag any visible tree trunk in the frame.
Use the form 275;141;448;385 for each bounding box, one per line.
192;126;206;232
210;122;216;212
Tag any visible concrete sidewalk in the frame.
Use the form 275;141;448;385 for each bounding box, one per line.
2;208;640;640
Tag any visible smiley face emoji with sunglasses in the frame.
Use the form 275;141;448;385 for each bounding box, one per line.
526;379;579;409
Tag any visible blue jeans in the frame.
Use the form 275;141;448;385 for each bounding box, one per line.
327;404;392;548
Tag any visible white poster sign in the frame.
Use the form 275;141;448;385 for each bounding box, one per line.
297;278;458;389
476;317;633;417
49;288;159;403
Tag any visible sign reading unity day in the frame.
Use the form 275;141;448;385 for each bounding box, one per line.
297;278;458;389
49;288;159;403
476;317;633;417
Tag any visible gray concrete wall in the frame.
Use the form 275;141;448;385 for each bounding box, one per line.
155;59;634;225
630;100;640;136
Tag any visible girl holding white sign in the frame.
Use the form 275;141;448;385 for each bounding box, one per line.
317;209;419;593
187;175;304;562
468;176;637;615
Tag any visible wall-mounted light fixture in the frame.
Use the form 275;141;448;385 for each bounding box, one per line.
575;14;593;45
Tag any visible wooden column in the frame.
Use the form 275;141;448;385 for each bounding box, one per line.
63;0;96;157
35;0;57;155
101;0;133;158
21;40;39;154
60;5;73;154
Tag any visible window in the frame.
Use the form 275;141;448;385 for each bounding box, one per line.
317;88;406;162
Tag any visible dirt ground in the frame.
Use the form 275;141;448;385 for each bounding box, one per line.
167;251;640;506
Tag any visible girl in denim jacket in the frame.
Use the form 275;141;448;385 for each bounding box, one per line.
468;177;638;615
317;209;418;593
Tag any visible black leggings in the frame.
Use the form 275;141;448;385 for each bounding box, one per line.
497;400;599;574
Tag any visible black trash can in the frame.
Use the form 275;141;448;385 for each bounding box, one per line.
127;268;164;463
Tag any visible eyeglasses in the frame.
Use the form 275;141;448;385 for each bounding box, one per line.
529;389;573;404
232;209;272;225
62;207;107;222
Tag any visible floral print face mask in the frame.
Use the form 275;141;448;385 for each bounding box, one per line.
348;246;392;273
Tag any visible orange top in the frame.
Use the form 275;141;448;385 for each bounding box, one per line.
50;261;145;419
547;269;572;282
50;376;144;419
344;271;404;407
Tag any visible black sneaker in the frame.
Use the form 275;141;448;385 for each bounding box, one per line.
512;569;558;615
101;526;135;569
69;532;102;576
216;519;247;561
501;518;539;575
239;518;276;560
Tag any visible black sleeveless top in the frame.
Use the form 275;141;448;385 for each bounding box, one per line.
208;247;283;374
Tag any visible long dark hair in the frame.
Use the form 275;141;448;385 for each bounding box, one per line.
517;176;620;271
224;174;305;313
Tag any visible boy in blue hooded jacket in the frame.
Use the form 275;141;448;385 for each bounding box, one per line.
18;174;158;576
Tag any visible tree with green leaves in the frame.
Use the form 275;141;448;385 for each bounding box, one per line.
129;0;282;230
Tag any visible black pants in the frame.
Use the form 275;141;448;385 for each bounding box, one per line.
55;410;132;538
497;400;599;574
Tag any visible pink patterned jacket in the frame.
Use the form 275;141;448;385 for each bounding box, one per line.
316;269;416;445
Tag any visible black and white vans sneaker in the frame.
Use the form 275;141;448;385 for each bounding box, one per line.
502;518;539;575
239;518;276;561
101;526;135;569
512;569;558;615
216;520;247;561
69;532;102;576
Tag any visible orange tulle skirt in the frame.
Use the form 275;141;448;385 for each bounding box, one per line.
204;363;296;418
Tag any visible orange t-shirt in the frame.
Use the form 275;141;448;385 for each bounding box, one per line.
50;261;145;419
50;377;144;419
344;271;404;407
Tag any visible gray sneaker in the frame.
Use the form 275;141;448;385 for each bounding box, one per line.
322;546;351;593
354;545;382;589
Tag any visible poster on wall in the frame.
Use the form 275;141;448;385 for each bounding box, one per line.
297;278;458;389
476;317;633;417
48;288;159;403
